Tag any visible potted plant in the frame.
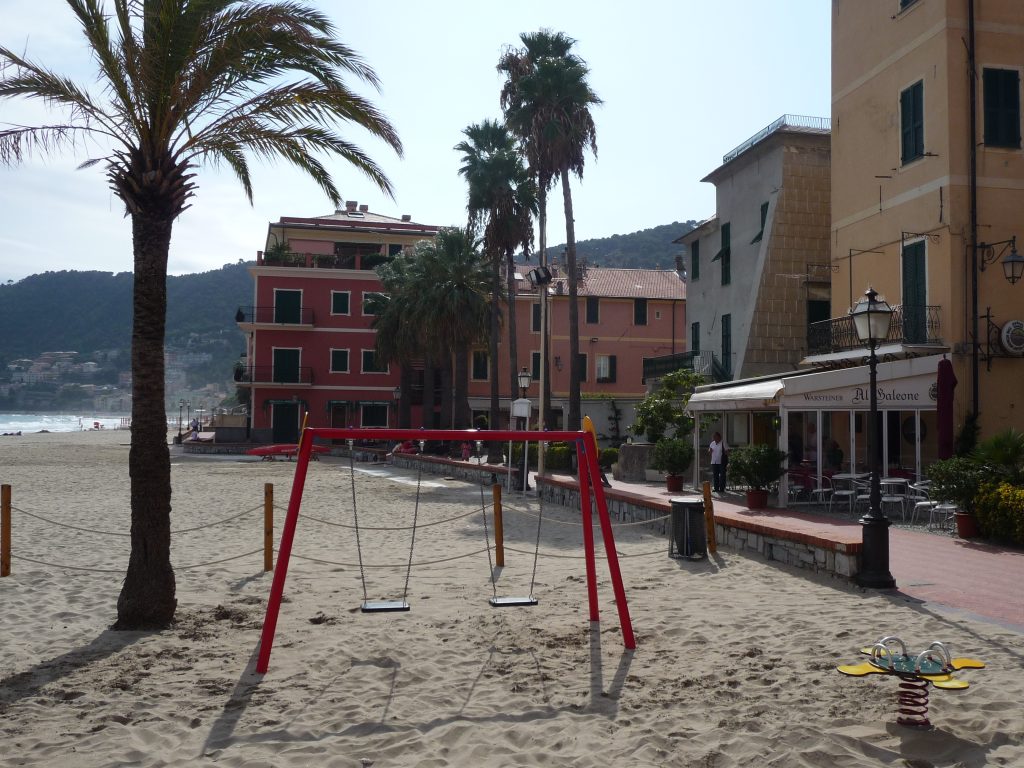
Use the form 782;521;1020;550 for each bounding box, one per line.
651;437;694;493
927;456;984;538
727;444;787;509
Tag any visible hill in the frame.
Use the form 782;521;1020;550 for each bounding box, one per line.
549;220;697;270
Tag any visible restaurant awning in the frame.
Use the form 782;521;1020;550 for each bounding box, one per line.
686;378;784;412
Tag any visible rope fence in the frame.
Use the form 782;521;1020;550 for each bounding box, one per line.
0;478;679;581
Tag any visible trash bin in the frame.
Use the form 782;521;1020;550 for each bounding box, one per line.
670;496;707;559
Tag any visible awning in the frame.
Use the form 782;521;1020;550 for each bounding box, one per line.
686;378;784;412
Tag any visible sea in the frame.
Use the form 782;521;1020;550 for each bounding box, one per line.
0;413;133;434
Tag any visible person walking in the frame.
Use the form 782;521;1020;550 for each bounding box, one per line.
710;432;728;493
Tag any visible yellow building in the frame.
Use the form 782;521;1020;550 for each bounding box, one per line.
825;0;1024;440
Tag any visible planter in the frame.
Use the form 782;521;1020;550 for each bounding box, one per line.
666;474;684;493
955;511;979;539
745;489;769;510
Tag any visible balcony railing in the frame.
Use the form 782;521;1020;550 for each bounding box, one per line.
235;305;314;325
807;304;942;355
642;351;730;383
235;365;314;385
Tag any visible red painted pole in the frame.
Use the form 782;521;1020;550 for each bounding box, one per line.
577;440;600;622
584;430;636;650
255;429;315;673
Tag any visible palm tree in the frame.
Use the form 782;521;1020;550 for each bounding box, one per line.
0;0;401;629
371;229;492;430
455;120;536;449
498;30;601;431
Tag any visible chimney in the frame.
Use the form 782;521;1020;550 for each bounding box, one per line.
345;200;358;211
359;204;368;212
401;214;411;222
675;255;685;273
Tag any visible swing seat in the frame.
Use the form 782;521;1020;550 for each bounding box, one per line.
489;596;538;607
361;600;410;613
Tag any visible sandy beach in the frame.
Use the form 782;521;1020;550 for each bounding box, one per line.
1;430;1022;767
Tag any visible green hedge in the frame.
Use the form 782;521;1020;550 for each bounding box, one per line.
599;447;619;469
545;443;573;471
974;482;1024;545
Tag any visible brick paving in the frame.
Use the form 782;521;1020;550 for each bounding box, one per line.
588;474;1024;634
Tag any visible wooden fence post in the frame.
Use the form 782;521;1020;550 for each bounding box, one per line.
702;481;718;554
264;483;274;572
1;484;10;577
492;483;504;567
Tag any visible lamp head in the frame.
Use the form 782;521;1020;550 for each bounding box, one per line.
517;366;532;391
851;285;894;343
1003;239;1024;285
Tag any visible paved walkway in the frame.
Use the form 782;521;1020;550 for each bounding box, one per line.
589;474;1024;634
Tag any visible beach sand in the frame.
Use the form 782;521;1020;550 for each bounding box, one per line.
1;430;1022;766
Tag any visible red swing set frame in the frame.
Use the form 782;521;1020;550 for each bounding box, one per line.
255;426;636;674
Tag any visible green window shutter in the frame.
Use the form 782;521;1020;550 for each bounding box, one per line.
984;68;1021;148
691;321;700;354
721;314;732;376
531;302;541;332
577;353;588;382
901;81;924;164
531;351;541;381
751;201;769;244
608;355;617;383
634;298;648;326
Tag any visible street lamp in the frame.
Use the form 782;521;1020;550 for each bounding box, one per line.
971;235;1022;418
978;236;1024;285
850;286;895;589
517;367;532;399
392;386;401;427
177;399;186;438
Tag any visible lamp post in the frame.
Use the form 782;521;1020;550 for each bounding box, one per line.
185;400;191;432
392;386;401;428
851;286;895;589
514;367;532;493
177;399;186;438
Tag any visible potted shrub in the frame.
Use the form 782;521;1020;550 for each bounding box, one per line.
927;456;984;538
727;444;787;509
651;438;694;493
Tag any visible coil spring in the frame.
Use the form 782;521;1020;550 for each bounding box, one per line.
896;675;930;728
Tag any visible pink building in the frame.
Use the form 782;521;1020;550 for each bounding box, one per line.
238;202;687;443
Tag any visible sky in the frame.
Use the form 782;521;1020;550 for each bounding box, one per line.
0;1;831;285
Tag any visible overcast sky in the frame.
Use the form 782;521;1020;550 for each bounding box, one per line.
0;1;830;285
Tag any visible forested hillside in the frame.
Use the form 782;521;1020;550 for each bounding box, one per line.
0;262;251;366
549;221;697;269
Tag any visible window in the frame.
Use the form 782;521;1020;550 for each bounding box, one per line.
900;80;924;164
330;349;349;373
272;348;301;383
899;0;918;9
721;314;732;376
984;68;1021;148
586;296;600;324
361;349;388;374
577;353;588;383
472;350;489;380
361;403;388;428
691;321;700;354
331;291;350;315
531;302;541;332
531;351;541;381
273;289;302;324
713;222;731;285
690;240;699;280
362;291;386;316
634;298;648;326
596;354;617;383
751;201;769;244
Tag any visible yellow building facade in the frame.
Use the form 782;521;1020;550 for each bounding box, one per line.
830;0;1024;439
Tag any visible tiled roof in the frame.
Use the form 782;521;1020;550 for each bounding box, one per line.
517;267;685;300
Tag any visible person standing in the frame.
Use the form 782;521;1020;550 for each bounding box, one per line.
709;431;727;493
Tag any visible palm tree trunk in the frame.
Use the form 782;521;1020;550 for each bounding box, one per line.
116;211;176;629
487;254;503;463
562;169;581;431
538;187;552;431
453;348;470;429
505;248;520;407
398;366;413;428
439;355;454;430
